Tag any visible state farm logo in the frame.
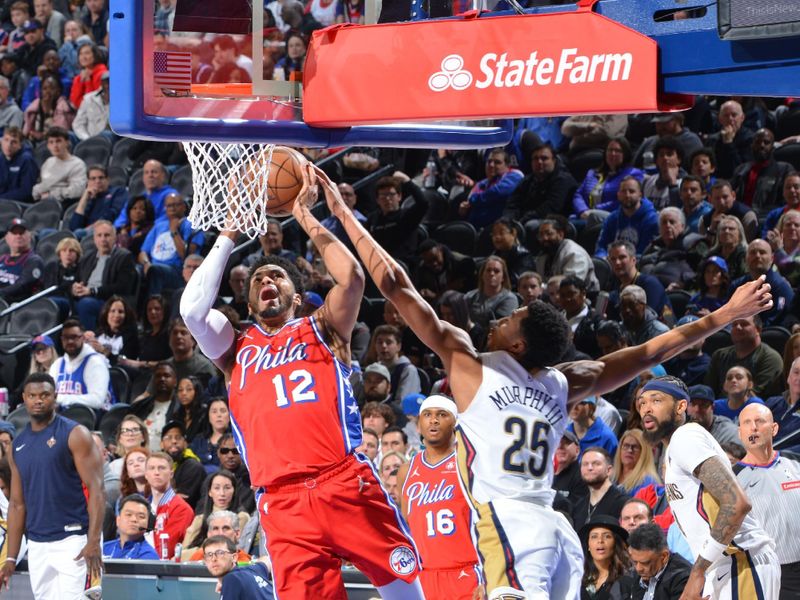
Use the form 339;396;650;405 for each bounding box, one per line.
428;48;633;92
428;55;473;92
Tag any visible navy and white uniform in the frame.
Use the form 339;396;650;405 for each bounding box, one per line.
455;351;583;600
13;415;92;600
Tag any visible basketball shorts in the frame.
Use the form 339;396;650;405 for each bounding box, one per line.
27;534;100;600
257;454;420;599
704;547;781;600
419;563;481;600
472;497;583;600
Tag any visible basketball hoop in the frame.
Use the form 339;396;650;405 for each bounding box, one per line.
182;141;277;238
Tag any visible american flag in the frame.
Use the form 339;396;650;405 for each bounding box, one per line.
153;51;192;92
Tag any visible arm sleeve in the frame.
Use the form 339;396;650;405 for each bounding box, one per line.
179;236;236;360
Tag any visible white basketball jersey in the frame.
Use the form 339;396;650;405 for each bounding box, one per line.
456;351;569;505
665;423;773;561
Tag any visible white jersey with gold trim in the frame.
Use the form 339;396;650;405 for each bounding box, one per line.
456;351;568;505
664;423;773;562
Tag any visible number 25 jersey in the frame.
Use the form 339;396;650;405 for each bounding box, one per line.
229;316;362;488
456;351;568;505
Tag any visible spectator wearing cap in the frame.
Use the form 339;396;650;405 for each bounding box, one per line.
400;393;423;454
161;420;206;509
27;333;57;376
0;125;37;201
663;316;710;387
0;75;22;132
686;384;743;448
627;523;691;600
10;18;57;77
633;113;703;172
358;363;391;406
69;41;106;108
730;238;793;327
554;430;589;511
687;256;730;317
72;70;109;140
642;137;688;210
32;125;86;202
0;217;43;302
566;396;618;458
705;314;783;398
69;164;128;235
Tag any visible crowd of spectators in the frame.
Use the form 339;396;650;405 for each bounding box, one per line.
0;0;798;596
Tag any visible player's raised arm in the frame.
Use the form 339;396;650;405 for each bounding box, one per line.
561;276;773;404
315;167;476;371
294;165;364;345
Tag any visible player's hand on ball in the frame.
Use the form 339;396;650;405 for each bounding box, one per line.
313;165;345;218
292;163;319;218
724;274;772;320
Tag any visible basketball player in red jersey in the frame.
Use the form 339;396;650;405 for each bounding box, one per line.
180;163;424;599
397;395;483;600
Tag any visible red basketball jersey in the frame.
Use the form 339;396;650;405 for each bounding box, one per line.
402;451;480;570
229;316;362;487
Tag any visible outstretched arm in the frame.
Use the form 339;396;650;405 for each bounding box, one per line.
318;167;477;379
295;165;364;349
560;276;773;404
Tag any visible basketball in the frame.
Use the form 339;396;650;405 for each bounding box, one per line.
255;145;308;217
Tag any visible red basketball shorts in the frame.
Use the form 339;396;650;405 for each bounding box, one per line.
257;454;420;599
420;564;482;600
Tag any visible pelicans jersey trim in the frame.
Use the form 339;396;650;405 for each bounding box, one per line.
229;316;362;488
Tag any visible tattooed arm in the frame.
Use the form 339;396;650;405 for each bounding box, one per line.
678;456;753;600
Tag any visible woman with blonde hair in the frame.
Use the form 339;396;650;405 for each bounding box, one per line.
43;236;82;318
705;214;748;280
464;255;519;328
612;429;660;496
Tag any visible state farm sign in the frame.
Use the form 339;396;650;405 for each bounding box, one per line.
429;49;633;93
304;5;690;127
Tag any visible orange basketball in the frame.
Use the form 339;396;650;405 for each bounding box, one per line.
262;146;308;217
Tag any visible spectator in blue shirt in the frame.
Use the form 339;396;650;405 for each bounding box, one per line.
595;176;659;258
0;125;37;201
679;175;713;234
69;165;129;237
566;396;618;458
457;149;523;229
730;239;793;327
714;365;764;422
114;159;178;228
102;494;159;560
203;535;274;599
138;193;204;296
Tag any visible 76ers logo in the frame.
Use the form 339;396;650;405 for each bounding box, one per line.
389;546;417;576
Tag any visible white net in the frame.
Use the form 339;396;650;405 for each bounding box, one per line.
182;141;277;238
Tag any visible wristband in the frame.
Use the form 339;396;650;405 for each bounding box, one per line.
5;557;15;562
699;536;727;565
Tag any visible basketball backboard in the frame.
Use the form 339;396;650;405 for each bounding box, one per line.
109;0;513;148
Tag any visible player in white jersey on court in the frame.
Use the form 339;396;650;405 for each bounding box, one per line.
324;165;773;599
637;375;780;599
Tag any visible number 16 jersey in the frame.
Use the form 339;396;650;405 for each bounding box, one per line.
456;351;568;505
229;316;362;488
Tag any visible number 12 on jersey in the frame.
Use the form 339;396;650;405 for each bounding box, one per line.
502;416;550;477
272;370;317;407
425;509;455;537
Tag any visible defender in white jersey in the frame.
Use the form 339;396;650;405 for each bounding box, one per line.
327;165;774;600
637;376;780;600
